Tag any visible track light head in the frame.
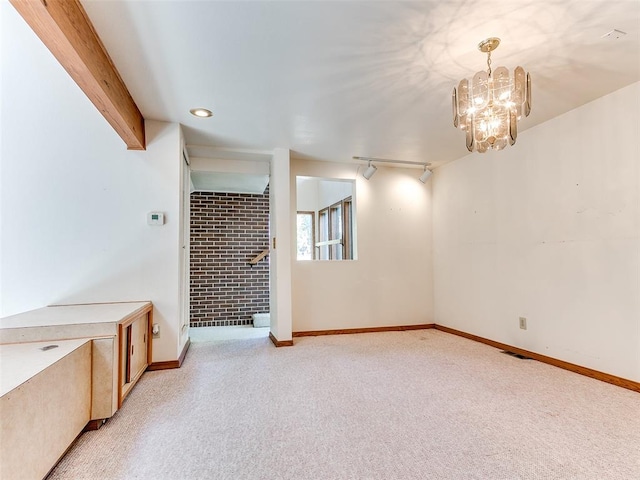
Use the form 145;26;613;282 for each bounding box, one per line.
354;156;430;181
363;161;377;180
419;166;432;183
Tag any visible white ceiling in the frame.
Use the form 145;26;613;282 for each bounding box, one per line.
81;1;640;167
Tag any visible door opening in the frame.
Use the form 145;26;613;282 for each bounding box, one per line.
188;181;271;339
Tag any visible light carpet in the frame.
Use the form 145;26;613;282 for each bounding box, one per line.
48;328;640;479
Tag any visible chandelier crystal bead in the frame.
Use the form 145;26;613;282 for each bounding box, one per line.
452;38;531;153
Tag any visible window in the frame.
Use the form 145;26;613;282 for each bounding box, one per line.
316;198;352;260
296;177;356;261
318;208;329;260
343;197;353;259
296;212;315;260
329;201;343;260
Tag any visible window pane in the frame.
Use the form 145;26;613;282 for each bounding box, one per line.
296;213;313;260
318;209;329;260
329;204;343;260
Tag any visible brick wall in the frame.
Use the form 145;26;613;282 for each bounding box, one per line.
190;188;270;327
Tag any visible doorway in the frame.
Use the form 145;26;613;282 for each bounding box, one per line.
189;185;271;329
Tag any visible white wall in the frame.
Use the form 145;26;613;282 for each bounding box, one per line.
291;159;434;331
296;177;353;212
318;179;352;209
190;157;270;175
1;4;184;362
270;148;293;341
433;82;640;382
296;177;319;212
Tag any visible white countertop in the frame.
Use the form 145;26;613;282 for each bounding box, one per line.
0;302;151;329
0;338;91;397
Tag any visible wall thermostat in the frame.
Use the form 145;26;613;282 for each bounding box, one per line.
147;212;165;226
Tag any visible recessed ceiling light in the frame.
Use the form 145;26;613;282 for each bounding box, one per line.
190;108;213;118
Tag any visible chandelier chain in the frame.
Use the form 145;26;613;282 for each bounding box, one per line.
487;51;492;76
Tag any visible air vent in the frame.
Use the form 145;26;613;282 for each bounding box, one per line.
501;350;531;360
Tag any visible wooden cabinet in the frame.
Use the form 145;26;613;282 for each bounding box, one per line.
0;301;153;418
0;302;153;478
118;310;152;406
0;340;92;480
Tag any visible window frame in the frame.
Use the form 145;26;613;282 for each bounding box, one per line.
314;196;353;261
342;196;353;260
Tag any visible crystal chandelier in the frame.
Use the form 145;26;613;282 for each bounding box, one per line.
452;38;531;153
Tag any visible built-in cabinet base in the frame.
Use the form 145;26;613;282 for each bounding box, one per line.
0;302;153;479
0;340;92;480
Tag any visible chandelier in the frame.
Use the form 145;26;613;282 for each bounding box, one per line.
452;38;531;153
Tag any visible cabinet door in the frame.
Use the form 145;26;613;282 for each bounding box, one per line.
129;314;148;382
120;325;131;384
119;311;150;407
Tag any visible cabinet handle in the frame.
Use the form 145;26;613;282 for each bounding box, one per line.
131;345;134;356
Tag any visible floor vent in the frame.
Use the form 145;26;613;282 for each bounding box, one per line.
501;350;532;360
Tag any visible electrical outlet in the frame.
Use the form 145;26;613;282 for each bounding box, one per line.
519;317;527;330
152;323;160;338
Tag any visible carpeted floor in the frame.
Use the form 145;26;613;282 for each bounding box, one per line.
48;327;640;479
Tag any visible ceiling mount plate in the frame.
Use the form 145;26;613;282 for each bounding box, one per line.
478;37;500;53
601;29;626;40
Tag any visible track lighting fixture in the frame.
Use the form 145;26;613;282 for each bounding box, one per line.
362;161;378;180
419;166;432;183
353;156;432;183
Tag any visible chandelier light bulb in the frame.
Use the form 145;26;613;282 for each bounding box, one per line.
452;37;531;153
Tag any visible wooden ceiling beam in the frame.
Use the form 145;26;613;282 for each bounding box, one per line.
10;0;146;150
